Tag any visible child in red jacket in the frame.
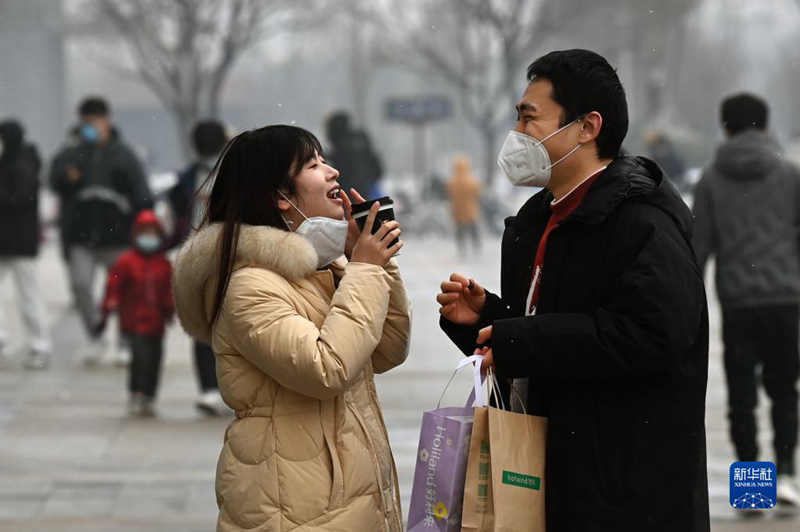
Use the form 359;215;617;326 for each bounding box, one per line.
99;210;173;416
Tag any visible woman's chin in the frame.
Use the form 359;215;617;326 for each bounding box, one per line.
329;207;346;220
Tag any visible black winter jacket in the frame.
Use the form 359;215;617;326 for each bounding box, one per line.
0;122;40;258
50;137;153;249
442;156;710;531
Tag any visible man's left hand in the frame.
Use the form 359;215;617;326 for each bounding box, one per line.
477;325;493;374
479;346;494;374
477;325;492;345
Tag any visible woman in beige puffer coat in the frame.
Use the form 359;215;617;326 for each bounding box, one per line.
172;125;411;531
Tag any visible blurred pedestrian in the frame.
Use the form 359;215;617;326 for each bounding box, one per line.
437;49;710;530
325;112;383;199
167;119;228;416
98;210;173;417
645;130;687;193
50;124;82;263
446;154;482;256
0;120;51;369
693;92;800;506
172;125;410;531
49;97;154;365
351;129;384;199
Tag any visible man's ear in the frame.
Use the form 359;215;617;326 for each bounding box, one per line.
578;111;603;146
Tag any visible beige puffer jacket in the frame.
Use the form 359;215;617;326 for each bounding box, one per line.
173;223;411;532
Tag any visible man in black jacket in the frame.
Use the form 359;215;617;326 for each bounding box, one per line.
50;97;153;364
437;50;709;530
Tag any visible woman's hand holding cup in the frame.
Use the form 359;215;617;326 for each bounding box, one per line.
340;188;366;261
350;201;404;267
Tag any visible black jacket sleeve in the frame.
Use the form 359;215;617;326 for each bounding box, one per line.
492;225;705;382
49;147;82;196
440;290;513;356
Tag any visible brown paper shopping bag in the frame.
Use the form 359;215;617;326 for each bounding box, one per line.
461;405;494;532
462;372;547;531
488;404;547;531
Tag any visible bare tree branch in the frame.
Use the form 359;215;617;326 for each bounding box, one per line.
78;0;327;160
381;0;569;183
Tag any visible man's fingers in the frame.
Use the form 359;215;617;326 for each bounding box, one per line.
449;272;470;287
476;325;492;345
436;292;460;305
438;303;456;316
440;281;465;293
480;349;494;375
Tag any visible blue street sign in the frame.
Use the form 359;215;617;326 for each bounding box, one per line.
386;97;451;124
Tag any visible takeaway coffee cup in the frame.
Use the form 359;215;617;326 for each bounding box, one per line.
351;196;400;250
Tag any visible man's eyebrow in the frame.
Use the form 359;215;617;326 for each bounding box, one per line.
515;103;538;114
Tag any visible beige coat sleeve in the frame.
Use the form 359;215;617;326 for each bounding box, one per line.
221;263;392;400
371;258;412;374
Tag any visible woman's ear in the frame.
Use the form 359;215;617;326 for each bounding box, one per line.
578;111;603;145
276;190;293;213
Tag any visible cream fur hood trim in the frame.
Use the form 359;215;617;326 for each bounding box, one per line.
172;223;319;342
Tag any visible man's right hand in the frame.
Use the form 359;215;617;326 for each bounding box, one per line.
66;165;82;183
436;273;486;325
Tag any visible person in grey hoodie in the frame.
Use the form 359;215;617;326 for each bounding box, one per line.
693;92;800;506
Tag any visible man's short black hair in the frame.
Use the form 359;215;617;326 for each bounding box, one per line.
78;97;110;118
720;93;768;136
527;49;628;160
192;120;227;157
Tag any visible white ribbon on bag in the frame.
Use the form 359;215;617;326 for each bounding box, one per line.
458;352;486;408
438;350;486;409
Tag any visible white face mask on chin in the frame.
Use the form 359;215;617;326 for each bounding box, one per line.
497;118;583;188
279;192;348;269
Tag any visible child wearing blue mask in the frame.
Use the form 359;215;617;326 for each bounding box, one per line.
98;210;174;416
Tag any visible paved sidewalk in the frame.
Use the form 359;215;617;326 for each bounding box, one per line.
0;233;796;530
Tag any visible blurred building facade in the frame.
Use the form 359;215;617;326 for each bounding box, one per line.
0;0;66;156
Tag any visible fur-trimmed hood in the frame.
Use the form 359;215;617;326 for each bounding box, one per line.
172;223;319;342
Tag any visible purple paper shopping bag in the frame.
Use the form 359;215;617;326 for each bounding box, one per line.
407;355;484;531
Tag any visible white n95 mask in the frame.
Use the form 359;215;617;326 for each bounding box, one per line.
497;118;583;188
279;192;348;269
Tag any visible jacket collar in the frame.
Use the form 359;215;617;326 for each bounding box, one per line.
508;155;692;242
172;223;319;341
511;156;662;228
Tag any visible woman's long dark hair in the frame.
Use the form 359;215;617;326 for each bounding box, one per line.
194;125;323;325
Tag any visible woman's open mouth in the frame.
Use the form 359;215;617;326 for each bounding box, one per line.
327;187;342;203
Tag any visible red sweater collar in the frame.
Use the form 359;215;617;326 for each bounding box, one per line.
550;167;606;223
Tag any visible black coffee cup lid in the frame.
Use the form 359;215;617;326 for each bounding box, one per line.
350;196;393;216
